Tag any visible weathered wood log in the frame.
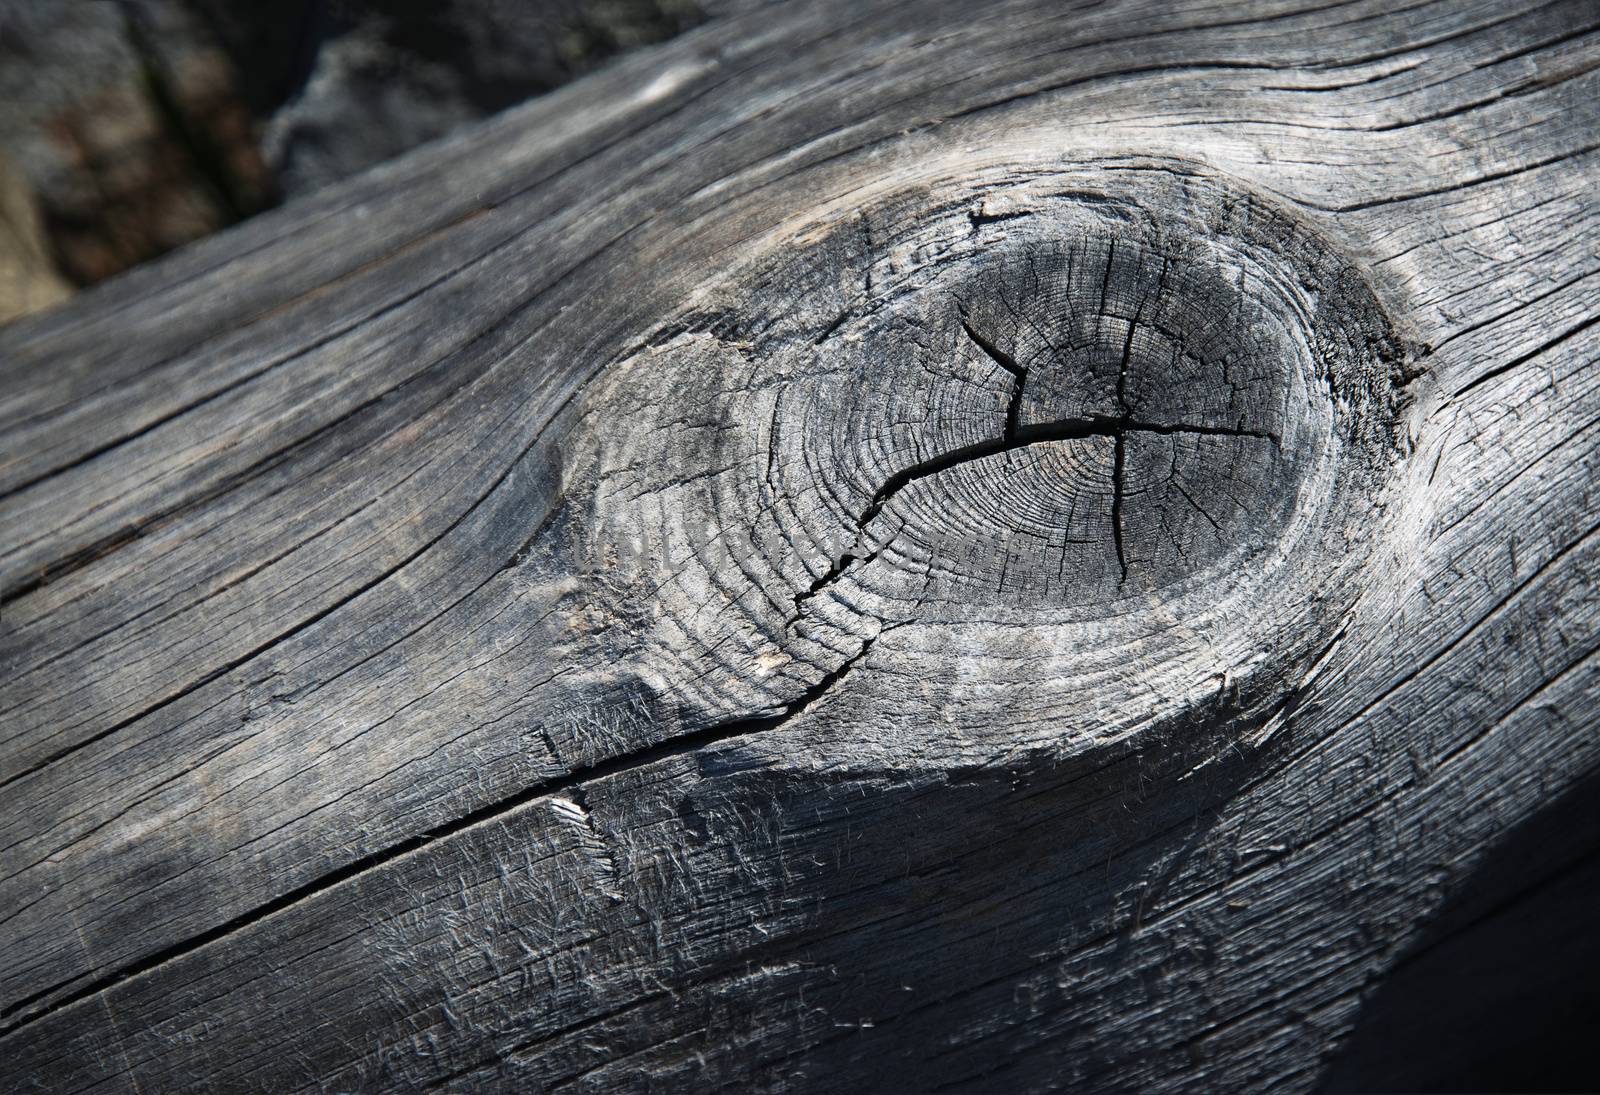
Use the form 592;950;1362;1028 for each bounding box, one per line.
2;0;1598;1089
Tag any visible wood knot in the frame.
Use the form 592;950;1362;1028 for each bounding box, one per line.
559;157;1413;761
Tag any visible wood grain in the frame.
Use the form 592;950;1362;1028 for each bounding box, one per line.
2;0;1598;1090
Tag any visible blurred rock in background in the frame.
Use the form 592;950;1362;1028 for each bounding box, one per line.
0;152;73;325
194;0;705;197
0;0;275;301
0;0;710;324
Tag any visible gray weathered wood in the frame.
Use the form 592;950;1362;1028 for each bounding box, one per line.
3;0;1598;1089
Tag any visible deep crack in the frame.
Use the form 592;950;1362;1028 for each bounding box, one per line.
794;293;1277;613
959;315;1027;440
1110;299;1143;582
793;413;1276;613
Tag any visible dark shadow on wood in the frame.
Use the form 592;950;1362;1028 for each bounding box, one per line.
1322;765;1600;1094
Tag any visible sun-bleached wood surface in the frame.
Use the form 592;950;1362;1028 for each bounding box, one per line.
2;0;1598;1089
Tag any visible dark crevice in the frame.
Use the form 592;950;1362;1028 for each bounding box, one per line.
0;628;889;1039
968;208;1033;230
790;529;901;619
813;310;851;345
794;552;856;610
789;282;1277;616
796;276;1274;613
1110;297;1140;582
793;413;1276;614
959;315;1027;439
1100;238;1117;314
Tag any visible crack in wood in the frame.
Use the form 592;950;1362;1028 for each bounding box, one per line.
793;300;1279;613
959;314;1027;441
1110;293;1142;582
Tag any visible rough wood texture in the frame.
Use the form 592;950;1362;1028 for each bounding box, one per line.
2;0;1598;1090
